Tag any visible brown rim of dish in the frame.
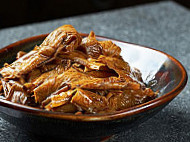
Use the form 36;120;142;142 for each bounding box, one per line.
0;33;188;121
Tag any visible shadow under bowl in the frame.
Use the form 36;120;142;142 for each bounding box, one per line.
0;34;187;142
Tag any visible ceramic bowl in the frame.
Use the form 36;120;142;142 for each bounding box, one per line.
0;34;187;142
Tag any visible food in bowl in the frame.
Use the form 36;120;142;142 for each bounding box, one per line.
0;25;156;114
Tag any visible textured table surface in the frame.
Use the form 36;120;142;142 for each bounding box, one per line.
0;1;189;142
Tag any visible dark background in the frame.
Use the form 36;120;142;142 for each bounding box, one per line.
0;0;189;29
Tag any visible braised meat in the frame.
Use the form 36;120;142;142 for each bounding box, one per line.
99;40;121;57
79;31;102;59
0;25;81;79
0;24;156;114
71;89;109;113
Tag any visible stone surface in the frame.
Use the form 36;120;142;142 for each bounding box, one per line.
0;1;190;142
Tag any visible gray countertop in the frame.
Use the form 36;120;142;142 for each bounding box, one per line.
0;1;190;142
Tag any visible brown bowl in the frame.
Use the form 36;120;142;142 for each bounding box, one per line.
0;34;187;142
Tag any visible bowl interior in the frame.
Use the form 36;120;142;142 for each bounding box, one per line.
100;36;184;98
114;40;183;96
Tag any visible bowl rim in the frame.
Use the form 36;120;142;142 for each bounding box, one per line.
0;33;188;121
